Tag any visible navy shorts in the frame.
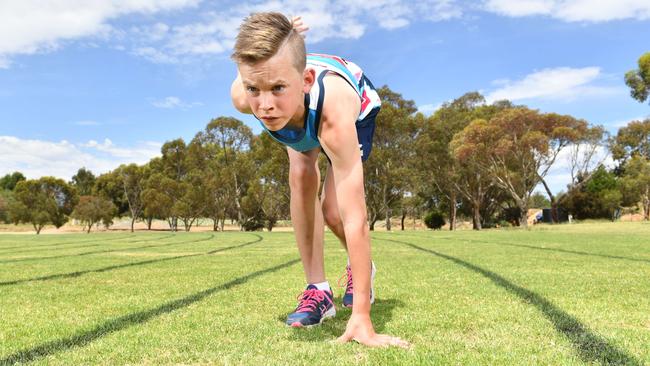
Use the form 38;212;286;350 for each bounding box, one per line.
322;106;379;164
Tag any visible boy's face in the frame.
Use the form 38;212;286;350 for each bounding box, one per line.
238;43;314;131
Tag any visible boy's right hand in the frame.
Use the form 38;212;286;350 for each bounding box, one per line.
291;16;309;37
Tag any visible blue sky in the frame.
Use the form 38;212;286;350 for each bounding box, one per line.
1;0;649;193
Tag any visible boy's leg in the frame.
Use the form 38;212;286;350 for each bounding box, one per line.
321;165;347;249
285;147;336;327
287;147;326;285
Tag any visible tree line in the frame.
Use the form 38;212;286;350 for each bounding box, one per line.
1;52;649;234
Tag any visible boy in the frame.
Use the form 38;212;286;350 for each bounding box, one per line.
230;12;408;348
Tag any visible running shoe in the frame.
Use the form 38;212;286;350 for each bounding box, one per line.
285;285;336;327
339;261;376;308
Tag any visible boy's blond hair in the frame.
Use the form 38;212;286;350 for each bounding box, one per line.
232;12;306;72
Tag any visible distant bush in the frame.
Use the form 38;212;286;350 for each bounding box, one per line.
424;210;446;230
241;215;265;231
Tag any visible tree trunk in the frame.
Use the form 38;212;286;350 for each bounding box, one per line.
449;192;457;231
400;209;406;231
130;216;136;233
519;204;529;228
87;224;92;234
644;186;650;221
540;178;558;223
220;217;225;231
369;218;377;231
34;223;42;234
472;201;482;230
213;218;219;231
146;217;153;230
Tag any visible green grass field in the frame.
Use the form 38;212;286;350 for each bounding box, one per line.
1;222;649;365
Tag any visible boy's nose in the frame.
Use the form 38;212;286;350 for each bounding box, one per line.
260;93;274;111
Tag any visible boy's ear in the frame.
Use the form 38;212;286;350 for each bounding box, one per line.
302;68;316;93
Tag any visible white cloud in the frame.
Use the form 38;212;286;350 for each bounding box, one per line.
483;0;650;22
151;96;203;109
418;103;443;115
0;1;463;66
0;136;161;180
0;0;200;66
485;66;620;103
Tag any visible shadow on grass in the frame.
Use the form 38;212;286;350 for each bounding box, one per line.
0;234;264;287
0;257;300;365
0;234;138;253
377;237;641;366
393;232;650;265
280;298;405;343
0;234;196;264
477;239;650;265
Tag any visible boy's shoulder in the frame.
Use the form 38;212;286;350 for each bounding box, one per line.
319;74;361;128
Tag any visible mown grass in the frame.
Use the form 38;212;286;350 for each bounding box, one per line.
0;222;649;365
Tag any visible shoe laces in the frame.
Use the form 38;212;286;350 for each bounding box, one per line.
337;266;354;295
295;289;326;313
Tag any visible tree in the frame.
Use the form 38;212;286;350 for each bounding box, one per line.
198;117;254;229
116;164;146;232
248;133;291;231
157;140;189;231
93;171;129;216
0;190;13;223
528;191;550;208
620;156;650;220
562;166;621;220
8;177;78;234
625;52;650;104
454;108;586;227
141;171;176;230
0;171;26;191
71;195;117;233
416;92;502;230
611;118;650;163
448;99;514;230
71;168;96;196
364;86;419;231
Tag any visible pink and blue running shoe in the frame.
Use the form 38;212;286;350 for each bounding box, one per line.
339;261;376;308
286;285;336;327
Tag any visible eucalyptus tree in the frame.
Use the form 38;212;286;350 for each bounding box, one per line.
71;195;117;233
247;132;291;231
9;177;78;234
625;52;650;105
363;86;419;231
71;167;96;196
199;117;254;229
454;108;588;227
0;171;26;191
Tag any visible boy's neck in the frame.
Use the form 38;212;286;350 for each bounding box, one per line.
286;100;306;129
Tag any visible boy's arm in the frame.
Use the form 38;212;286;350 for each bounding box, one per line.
319;75;409;348
230;72;253;114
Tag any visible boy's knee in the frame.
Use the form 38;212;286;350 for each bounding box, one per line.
321;201;341;229
289;164;318;190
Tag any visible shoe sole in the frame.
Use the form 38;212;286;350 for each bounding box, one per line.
343;262;376;308
289;307;336;328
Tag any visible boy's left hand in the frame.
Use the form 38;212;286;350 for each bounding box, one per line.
336;313;411;349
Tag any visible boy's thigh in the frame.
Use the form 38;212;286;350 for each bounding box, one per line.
287;146;321;173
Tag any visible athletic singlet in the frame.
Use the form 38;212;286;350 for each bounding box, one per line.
258;53;381;152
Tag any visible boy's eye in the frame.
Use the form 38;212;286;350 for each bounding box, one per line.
272;85;285;92
246;86;258;93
